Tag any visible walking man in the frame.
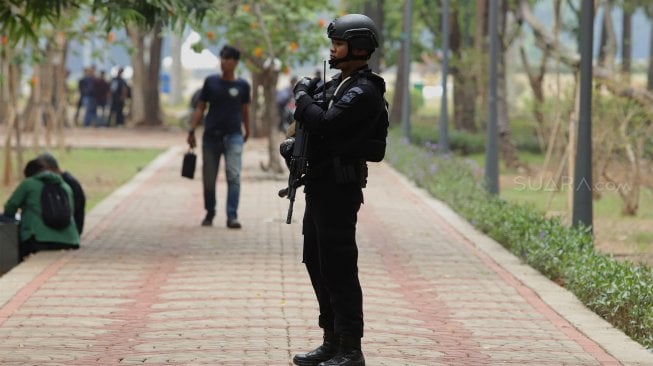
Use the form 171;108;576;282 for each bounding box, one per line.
80;67;97;127
109;67;129;127
187;45;251;229
94;70;110;126
289;14;388;366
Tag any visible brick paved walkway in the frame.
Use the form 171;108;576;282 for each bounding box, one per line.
0;130;651;365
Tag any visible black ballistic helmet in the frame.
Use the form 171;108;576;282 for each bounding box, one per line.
327;14;379;52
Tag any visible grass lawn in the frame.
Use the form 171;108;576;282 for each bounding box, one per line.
466;151;653;264
1;148;163;211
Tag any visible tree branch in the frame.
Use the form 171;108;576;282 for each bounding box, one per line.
516;0;653;116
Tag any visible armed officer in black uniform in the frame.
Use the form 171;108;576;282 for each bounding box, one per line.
287;14;388;366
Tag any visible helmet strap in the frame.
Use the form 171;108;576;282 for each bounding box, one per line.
328;56;349;68
328;46;371;68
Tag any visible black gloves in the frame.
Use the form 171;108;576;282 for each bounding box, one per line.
279;138;295;168
293;77;320;102
293;76;321;122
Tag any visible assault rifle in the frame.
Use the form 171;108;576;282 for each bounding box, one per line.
278;61;327;224
278;120;309;224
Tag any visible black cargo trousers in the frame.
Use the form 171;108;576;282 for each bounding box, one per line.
302;179;364;339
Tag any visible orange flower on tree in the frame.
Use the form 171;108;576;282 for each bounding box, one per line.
242;4;250;13
318;19;326;28
289;42;298;52
30;76;38;86
1;35;7;45
254;47;263;58
251;22;257;30
107;32;115;43
206;31;216;41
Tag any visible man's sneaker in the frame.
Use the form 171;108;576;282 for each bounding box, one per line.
201;212;215;227
226;218;242;229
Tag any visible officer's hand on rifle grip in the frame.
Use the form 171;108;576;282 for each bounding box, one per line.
293;77;320;102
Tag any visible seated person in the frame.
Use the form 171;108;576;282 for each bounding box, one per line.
3;159;80;260
37;152;86;235
24;158;44;178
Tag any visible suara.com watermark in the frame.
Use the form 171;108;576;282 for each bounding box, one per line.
513;176;631;192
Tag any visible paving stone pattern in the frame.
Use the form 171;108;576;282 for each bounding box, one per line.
0;132;651;365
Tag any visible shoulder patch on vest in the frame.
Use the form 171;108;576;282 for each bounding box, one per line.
340;86;364;104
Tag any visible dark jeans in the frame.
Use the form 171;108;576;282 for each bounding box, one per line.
202;132;244;219
20;237;79;260
82;96;97;127
302;183;364;338
110;101;125;126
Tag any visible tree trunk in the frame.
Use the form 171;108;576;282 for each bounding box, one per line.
519;46;546;149
646;23;653;91
597;3;608;64
497;0;521;170
258;67;284;174
450;68;477;132
2;46;18;185
249;72;263;138
38;38;67;150
474;0;488;131
621;8;632;82
364;0;384;72
390;36;406;126
449;6;477;132
390;0;412;126
53;38;70;142
28;64;43;154
22;78;37;132
142;22;163;126
598;0;616;70
128;23;163;126
40;44;57;149
648;22;653;91
128;25;146;124
521;0;560;152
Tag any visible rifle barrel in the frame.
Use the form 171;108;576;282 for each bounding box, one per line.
286;199;295;224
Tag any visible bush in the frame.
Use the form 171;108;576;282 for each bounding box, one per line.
386;128;653;349
407;123;542;156
408;124;486;155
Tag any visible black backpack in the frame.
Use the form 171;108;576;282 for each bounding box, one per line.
41;182;72;230
330;71;389;162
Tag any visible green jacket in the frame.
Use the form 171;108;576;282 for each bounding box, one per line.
3;171;80;246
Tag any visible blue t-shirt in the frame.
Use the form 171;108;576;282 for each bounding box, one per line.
200;74;251;135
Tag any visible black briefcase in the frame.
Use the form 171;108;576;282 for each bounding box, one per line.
181;150;197;179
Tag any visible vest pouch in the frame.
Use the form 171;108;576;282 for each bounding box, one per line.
333;158;368;188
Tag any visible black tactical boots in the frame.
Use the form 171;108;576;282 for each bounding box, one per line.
293;331;338;366
317;335;365;366
293;332;365;366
